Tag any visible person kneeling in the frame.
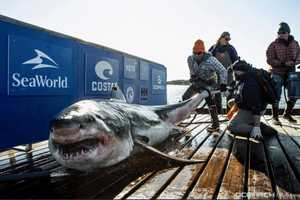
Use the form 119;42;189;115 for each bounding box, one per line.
228;60;268;140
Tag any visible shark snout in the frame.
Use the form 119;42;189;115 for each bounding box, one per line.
50;118;82;143
50;118;81;130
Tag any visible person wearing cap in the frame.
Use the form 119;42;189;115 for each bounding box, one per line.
228;60;268;140
266;22;300;124
182;39;227;132
209;32;239;114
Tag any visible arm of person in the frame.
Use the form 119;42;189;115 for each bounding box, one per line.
208;56;228;85
208;45;217;56
294;41;300;66
228;45;239;62
266;42;282;67
187;56;196;77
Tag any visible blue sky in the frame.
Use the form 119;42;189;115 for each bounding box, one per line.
0;0;299;80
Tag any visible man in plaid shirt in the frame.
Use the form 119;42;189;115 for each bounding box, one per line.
182;39;227;133
266;22;300;124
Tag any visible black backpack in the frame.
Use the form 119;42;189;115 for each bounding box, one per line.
250;68;278;104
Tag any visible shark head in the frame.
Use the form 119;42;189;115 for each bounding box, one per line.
49;100;134;171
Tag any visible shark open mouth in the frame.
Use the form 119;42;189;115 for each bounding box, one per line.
52;138;100;159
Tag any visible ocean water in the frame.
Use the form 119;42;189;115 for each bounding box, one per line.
167;84;300;108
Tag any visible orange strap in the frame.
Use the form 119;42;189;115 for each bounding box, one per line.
227;104;238;120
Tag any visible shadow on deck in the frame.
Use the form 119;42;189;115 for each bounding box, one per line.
1;115;300;199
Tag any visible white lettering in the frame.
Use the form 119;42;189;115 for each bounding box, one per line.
21;77;29;87
126;64;136;72
12;73;21;87
11;73;68;89
91;81;117;92
153;85;165;90
29;77;36;87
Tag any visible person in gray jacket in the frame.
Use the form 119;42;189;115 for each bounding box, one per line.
182;39;227;132
209;32;239;114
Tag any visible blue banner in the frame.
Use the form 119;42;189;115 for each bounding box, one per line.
123;83;136;103
152;68;166;94
124;56;138;79
140;60;149;80
85;51;119;95
8;35;73;96
139;85;149;103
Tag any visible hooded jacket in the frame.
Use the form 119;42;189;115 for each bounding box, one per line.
234;73;268;115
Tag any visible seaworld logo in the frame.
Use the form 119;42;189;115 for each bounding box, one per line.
22;49;59;70
11;49;68;89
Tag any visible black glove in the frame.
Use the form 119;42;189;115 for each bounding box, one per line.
220;84;227;92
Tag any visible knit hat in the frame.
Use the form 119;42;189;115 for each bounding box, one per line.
221;31;230;39
193;39;205;54
278;22;290;34
231;60;252;71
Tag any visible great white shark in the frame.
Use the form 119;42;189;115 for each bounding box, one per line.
49;88;217;171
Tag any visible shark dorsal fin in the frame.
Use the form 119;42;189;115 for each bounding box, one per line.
110;85;127;102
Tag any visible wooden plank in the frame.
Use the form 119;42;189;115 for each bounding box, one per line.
217;137;248;199
120;122;214;199
156;131;225;199
177;115;210;142
247;141;274;199
186;132;234;199
274;125;300;183
263;120;300;199
114;116;211;199
0;148;50;174
7;165;62;199
280;122;300;149
125;168;178;199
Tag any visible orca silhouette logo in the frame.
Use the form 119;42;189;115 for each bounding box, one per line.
95;61;113;80
23;49;59;69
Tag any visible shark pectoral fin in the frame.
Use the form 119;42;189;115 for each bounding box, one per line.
134;139;205;165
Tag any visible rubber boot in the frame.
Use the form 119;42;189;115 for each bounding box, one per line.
283;101;297;123
271;103;281;125
207;105;220;132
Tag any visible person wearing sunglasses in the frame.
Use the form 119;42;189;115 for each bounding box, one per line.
209;32;239;114
182;39;227;132
266;22;300;125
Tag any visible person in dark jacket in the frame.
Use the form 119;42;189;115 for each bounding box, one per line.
228;60;268;140
266;22;300;124
182;39;227;132
209;32;239;114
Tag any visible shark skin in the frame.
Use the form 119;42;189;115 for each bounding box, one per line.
49;90;216;171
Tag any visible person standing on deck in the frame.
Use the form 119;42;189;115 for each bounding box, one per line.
228;60;268;140
209;32;239;114
182;39;227;133
267;22;300;125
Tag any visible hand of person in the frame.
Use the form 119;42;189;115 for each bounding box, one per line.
285;61;295;67
220;84;227;92
222;90;230;97
250;126;263;140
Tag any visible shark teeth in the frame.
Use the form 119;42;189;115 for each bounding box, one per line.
61;146;98;160
53;138;99;158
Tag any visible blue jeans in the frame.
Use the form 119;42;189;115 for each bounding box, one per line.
271;73;296;103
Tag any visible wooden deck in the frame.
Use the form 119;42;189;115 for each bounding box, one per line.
1;114;300;199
